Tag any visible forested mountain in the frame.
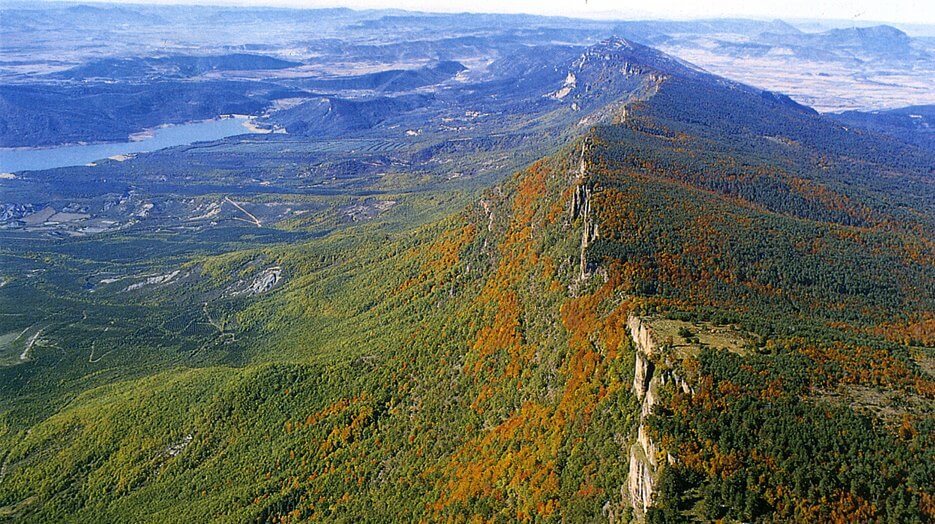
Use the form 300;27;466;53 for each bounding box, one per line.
52;54;303;81
831;104;935;150
0;37;932;522
0;81;290;147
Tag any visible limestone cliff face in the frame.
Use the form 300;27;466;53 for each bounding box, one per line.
572;141;600;280
627;314;659;520
627;316;658;360
627;447;655;516
570;145;686;519
625;314;692;521
632;350;654;403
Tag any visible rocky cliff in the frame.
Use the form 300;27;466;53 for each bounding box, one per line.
572;141;600;280
626;315;659;519
626;315;694;520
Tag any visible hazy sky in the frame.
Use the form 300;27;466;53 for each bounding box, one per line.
65;0;935;25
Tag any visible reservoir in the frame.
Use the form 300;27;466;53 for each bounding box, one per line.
0;117;260;173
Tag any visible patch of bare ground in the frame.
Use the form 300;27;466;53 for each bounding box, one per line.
911;347;935;378
814;384;933;427
643;316;751;358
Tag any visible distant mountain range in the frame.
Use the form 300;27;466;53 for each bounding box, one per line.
832;104;935;149
1;5;933;149
52;54;302;81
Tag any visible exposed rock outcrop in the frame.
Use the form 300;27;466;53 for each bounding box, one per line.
627;315;658;359
625;314;694;521
628;445;655;515
627;314;659;520
633;351;654;403
572;141;599;280
249;266;282;295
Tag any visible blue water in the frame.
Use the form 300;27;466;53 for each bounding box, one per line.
0;117;259;173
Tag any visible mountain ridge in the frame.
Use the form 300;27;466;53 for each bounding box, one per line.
0;30;932;523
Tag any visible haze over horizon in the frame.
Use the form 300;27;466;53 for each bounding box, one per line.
27;0;935;27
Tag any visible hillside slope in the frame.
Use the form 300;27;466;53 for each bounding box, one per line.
0;38;932;522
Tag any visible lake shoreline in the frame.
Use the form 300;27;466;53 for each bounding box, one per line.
0;115;266;153
0;116;268;173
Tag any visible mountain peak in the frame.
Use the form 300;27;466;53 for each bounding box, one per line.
592;35;638;50
824;24;911;52
546;36;708;108
573;36;706;78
